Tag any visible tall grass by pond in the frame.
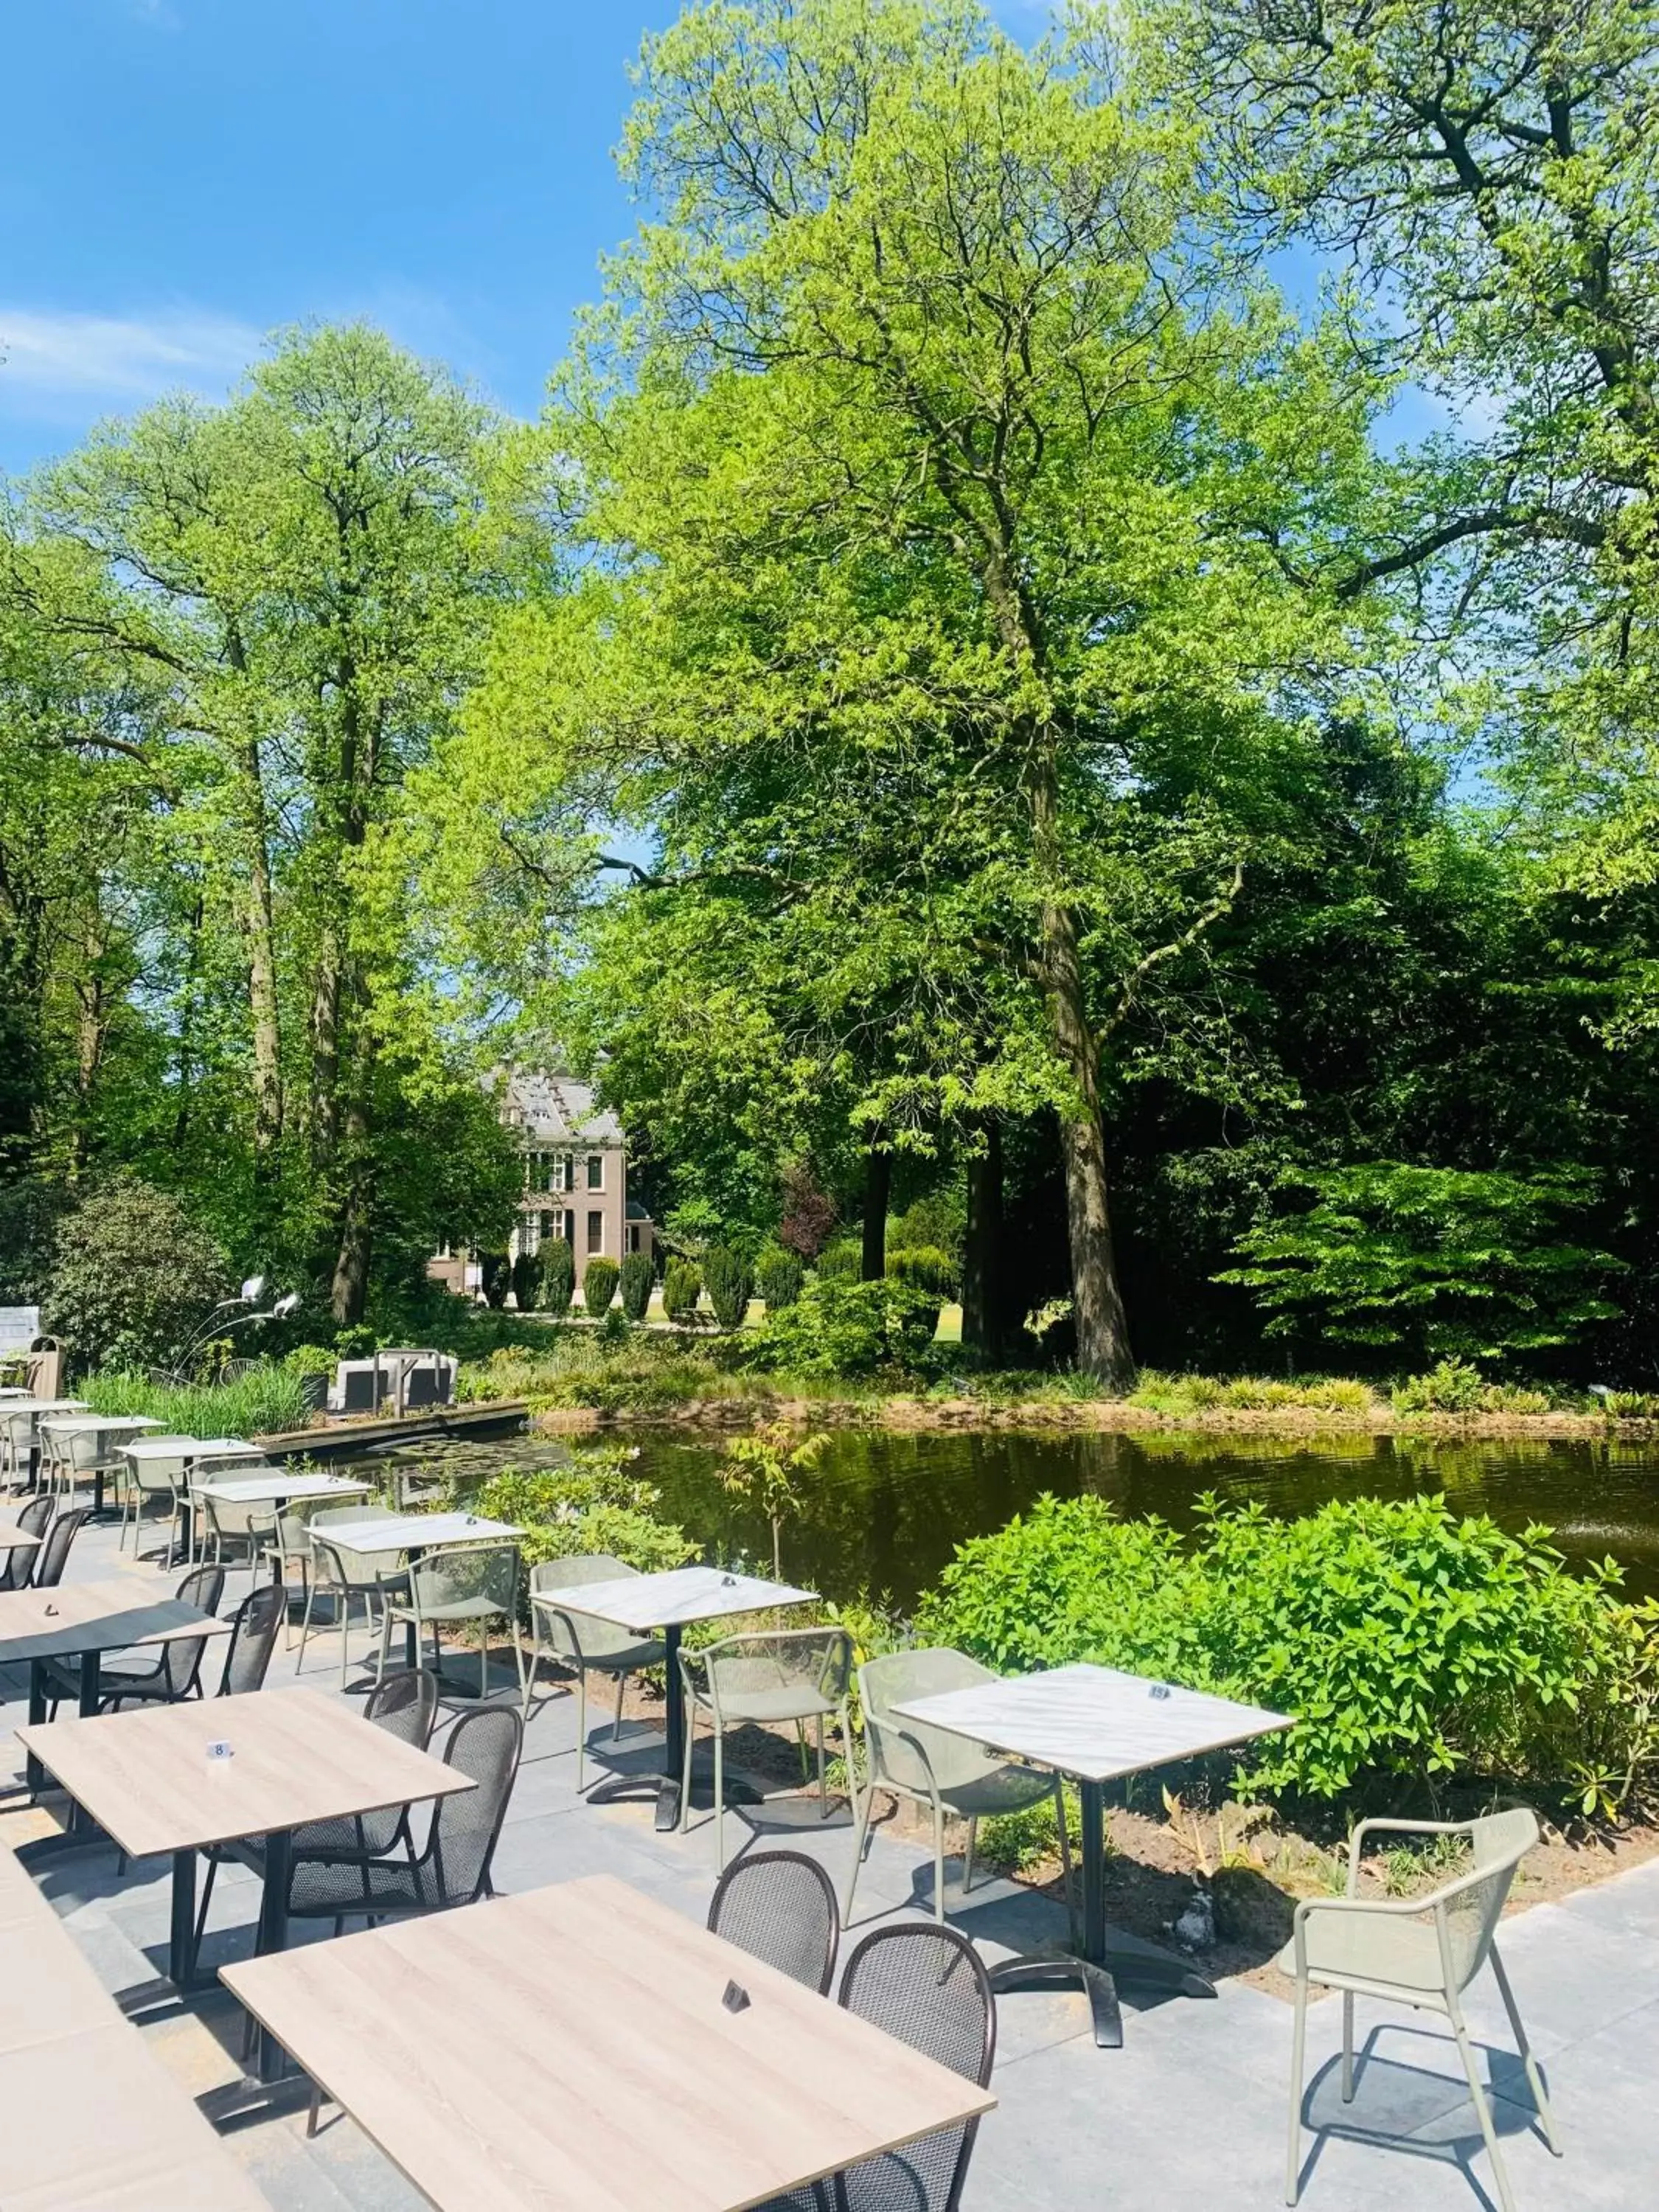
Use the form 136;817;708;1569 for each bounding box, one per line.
78;1366;309;1439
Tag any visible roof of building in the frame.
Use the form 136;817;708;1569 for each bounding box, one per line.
498;1071;624;1146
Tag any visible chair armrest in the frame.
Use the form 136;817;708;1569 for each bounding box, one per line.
1346;1815;1477;1896
864;1711;943;1805
1290;1888;1443;1977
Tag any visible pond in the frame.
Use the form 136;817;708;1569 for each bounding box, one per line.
358;1424;1659;1613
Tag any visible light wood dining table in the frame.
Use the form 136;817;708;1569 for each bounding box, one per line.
223;1873;996;2211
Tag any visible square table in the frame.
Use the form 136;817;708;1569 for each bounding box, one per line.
17;1685;474;2076
893;1660;1290;2048
531;1565;814;1829
38;1414;164;1515
179;1464;372;1559
0;1576;234;1819
313;1509;524;1670
0;1519;45;1552
223;1873;995;2211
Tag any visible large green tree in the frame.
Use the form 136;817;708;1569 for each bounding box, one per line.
433;0;1394;1382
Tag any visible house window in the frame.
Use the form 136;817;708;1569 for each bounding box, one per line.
586;1209;603;1254
538;1211;554;1245
628;1224;641;1253
560;1153;575;1192
586;1154;604;1191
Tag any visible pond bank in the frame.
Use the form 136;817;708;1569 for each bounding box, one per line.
528;1394;1659;1444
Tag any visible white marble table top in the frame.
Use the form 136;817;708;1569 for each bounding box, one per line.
307;1511;522;1554
39;1413;163;1434
0;1387;31;1399
893;1662;1290;1784
532;1563;815;1632
0;1398;87;1419
192;1470;372;1505
123;1436;260;1464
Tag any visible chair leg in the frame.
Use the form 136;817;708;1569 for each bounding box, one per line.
815;1714;826;1814
1341;1990;1355;2102
1053;1778;1077;1947
612;1670;626;1739
339;1590;352;1690
963;1816;978;1896
373;1601;395;1683
844;1779;875;1921
575;1667;588;1793
1447;1989;1518;2212
678;1691;695;1830
512;1621;529;1716
932;1798;946;1923
193;1852;219;1961
1285;1974;1309;2206
713;1720;726;1870
296;1578;319;1673
838;1700;862;1832
307;2084;324;2138
1489;1944;1559;2154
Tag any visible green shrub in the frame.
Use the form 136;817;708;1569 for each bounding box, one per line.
815;1239;863;1283
80;1363;309;1440
917;1492;1638;1804
887;1245;959;1298
1393;1359;1551;1416
756;1248;804;1311
619;1251;655;1321
0;1177;72;1304
479;1252;511;1310
582;1256;620;1316
1128;1371;1379;1416
43;1172;232;1374
704;1246;754;1331
471;1459;696;1588
739;1278;941;1377
538;1239;575;1316
663;1259;703;1321
510;1252;538;1312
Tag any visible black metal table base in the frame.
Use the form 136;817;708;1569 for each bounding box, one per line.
989;1954;1124;2048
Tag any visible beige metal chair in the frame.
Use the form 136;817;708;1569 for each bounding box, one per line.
116;1439;195;1564
298;1505;406;1688
377;1543;528;1708
850;1647;1074;1929
526;1554;667;1788
1281;1807;1559;2212
679;1627;861;1871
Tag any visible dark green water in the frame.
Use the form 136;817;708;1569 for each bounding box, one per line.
369;1426;1659;1612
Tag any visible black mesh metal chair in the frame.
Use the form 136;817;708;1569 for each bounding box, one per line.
0;1492;52;1590
196;1669;441;1971
29;1505;88;1591
832;1924;995;2212
214;1582;285;1697
709;1849;841;1995
45;1562;225;1714
286;1701;522;1928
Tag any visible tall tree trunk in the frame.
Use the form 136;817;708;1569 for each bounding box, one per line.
238;747;284;1181
330;1091;372;1324
309;924;341;1169
861;1148;891;1281
961;1115;1003;1356
1029;743;1134;1388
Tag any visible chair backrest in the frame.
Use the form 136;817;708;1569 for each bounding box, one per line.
157;1562;226;1699
833;1922;995;2212
1439;1808;1540;1989
858;1649;1000;1798
339;1366;380;1413
32;1506;88;1589
128;1442;194;1498
200;1491;271;1543
217;1582;285;1696
0;1405;35;1459
0;1491;54;1590
64;1427;108;1475
403;1364;439;1410
705;1627;854;1712
410;1544;518;1618
428;1704;523;1905
708;1848;840;1995
530;1554;639;1661
366;1666;441;1750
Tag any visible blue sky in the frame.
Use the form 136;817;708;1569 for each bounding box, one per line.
0;0;1049;476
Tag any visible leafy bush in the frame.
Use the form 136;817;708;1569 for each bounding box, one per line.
619;1251;655;1321
739;1278;941;1377
43;1172;231;1373
1127;1371;1379;1415
887;1245;959;1298
917;1492;1640;1804
470;1458;696;1590
663;1259;703;1321
704;1246;754;1331
0;1177;72;1304
510;1252;538;1312
79;1363;308;1440
538;1239;574;1316
1393;1359;1551;1415
756;1248;804;1311
479;1252;511;1310
1220;1162;1623;1366
815;1239;863;1283
582;1256;619;1316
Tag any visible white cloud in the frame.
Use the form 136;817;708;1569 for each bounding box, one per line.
0;305;261;405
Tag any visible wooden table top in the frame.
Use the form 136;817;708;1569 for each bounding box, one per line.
0;1520;45;1548
894;1660;1291;1784
532;1564;815;1632
223;1874;994;2212
0;1576;234;1665
0;1846;268;2211
16;1686;474;1858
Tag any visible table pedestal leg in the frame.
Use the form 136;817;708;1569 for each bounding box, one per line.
253;1829;293;2084
169;1849;197;1987
583;1622;693;1831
